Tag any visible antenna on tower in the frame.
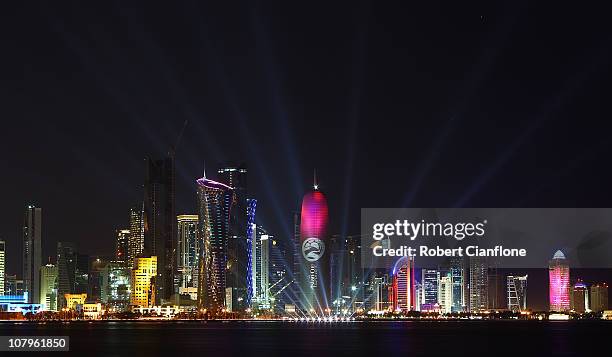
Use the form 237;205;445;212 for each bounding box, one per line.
313;169;318;190
203;161;207;180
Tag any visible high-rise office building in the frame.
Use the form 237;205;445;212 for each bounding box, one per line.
176;215;199;290
0;240;5;296
128;205;145;267
143;157;175;304
487;267;505;310
438;273;453;314
23;205;42;303
421;269;438;308
391;256;415;312
131;256;157;307
218;164;248;312
299;174;329;312
365;270;391;312
107;261;131;312
269;237;289;312
116;229;130;265
245;199;257;307
39;264;58;311
56;242;75;308
329;235;363;313
73;253;89;294
196;172;235;313
88;258;109;303
291;210;303;310
469;257;488;312
549;250;570;312
507;275;528;312
570;280;588;313
590;283;608;312
449;258;465;312
251;226;270;310
4;275;22;296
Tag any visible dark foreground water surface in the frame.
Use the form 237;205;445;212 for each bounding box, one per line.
1;320;610;356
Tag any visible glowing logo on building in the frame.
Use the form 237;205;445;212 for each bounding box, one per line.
302;237;325;262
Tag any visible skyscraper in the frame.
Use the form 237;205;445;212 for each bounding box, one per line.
570;280;588;313
299;174;329;312
391;256;415;312
269;237;289;312
421;269;438;308
549;250;570;312
0;240;5;296
128;205;145;267
469;257;488;312
245;199;257;307
39;264;58;311
590;283;608;312
218;164;249;312
131;256;157;307
329;235;363;313
143;157;175;303
107;261;131;312
23;205;42;303
507;275;528;312
116;229;130;265
252;226;270;310
196;172;235;313
449;258;465;312
56;241;75;308
438;273;453;314
176;215;199;289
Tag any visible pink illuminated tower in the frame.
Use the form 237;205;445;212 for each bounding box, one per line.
549;250;570;312
299;171;329;312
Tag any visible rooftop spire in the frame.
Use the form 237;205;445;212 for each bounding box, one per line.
313;168;318;190
203;161;207;180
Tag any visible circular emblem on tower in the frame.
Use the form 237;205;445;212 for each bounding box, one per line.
302;237;325;262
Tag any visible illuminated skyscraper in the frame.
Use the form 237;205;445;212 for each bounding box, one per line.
88;258;109;303
329;235;363;313
131;256;157;307
507;275;528;312
570;280;588;313
144;157;175;304
299;173;329;312
107;261;131;312
116;229;130;265
0;240;4;296
56;241;75;308
549;250;570;312
590;283;608;312
218;164;249;312
23;205;42;303
469;257;488;312
269;237;289;312
438;273;453;314
391;256;415;312
251;226;270;309
128;205;145;268
245;199;257;307
196;172;235;313
449;258;465;312
421;269;438;307
39;264;58;311
176;215;199;290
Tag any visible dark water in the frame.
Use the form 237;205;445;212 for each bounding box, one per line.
1;320;610;356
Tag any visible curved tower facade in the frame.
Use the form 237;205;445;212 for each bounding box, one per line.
549;250;570;312
196;175;235;313
299;175;329;312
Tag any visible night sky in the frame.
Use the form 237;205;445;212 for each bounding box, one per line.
2;2;612;309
